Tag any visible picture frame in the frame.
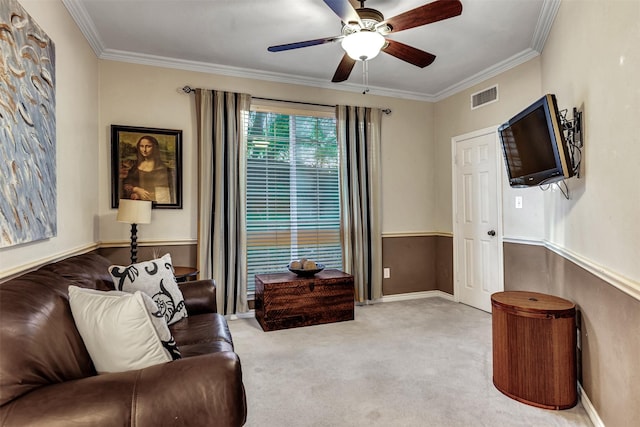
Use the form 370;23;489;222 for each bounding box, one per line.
111;125;183;209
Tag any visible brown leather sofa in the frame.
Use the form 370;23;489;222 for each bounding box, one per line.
0;252;247;427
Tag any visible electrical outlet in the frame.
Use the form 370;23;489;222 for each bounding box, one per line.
383;268;390;279
515;196;523;209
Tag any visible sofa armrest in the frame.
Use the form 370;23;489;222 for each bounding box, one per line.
178;279;217;314
0;352;246;427
135;352;246;426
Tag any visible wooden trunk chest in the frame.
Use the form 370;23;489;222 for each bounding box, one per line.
491;291;577;410
254;270;354;331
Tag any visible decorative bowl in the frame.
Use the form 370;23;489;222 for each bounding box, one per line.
288;263;325;277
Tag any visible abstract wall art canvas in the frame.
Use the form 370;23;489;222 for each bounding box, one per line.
0;0;56;248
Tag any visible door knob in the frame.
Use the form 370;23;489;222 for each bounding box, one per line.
487;230;496;237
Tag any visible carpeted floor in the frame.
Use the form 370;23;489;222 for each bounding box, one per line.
228;297;593;427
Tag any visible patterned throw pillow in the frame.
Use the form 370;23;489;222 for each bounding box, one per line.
109;254;188;325
68;286;181;374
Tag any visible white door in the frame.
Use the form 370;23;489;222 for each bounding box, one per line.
452;127;503;312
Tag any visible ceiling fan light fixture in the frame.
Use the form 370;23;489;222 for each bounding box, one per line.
341;30;385;61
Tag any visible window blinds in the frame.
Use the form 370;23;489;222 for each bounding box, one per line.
246;109;342;292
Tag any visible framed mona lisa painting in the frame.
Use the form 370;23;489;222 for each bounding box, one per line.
111;125;183;209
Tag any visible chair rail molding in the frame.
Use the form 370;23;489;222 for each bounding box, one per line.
504;237;640;303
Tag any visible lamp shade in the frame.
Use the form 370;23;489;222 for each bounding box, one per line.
341;30;386;61
117;199;152;224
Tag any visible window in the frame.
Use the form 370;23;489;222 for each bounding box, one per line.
246;104;342;293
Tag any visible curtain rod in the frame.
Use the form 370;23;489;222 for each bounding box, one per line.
181;86;391;115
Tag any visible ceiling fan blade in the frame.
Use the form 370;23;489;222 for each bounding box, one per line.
323;0;362;26
382;39;436;68
382;0;463;33
332;54;356;82
268;36;341;52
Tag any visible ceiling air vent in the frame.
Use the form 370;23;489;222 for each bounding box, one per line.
471;85;498;110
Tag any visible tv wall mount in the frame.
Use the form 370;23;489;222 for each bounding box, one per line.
544;107;582;199
560;107;583;178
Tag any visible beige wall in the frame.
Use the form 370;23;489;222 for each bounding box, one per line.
431;0;639;301
0;0;99;276
533;2;640;425
433;57;546;239
541;0;640;284
433;2;640;424
98;61;437;246
2;2;639;425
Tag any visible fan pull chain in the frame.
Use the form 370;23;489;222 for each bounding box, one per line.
362;60;370;95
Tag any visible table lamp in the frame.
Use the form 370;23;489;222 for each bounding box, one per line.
117;199;152;263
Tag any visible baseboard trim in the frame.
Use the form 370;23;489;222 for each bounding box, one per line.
380;290;455;303
230;290;455;320
578;383;604;427
229;311;256;320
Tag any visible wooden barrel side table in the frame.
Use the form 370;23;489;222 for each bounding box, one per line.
491;291;577;409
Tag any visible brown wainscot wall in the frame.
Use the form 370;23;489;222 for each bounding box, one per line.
381;234;453;296
98;235;455;301
98;244;197;271
503;241;640;427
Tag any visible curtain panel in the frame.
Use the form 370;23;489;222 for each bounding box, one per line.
195;89;251;315
336;105;383;302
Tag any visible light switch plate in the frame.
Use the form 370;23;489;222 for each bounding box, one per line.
515;196;523;209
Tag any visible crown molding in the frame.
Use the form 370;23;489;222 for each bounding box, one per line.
61;0;104;56
531;0;561;53
432;48;540;102
99;48;437;102
63;0;560;103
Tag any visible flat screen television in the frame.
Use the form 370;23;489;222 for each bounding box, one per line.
498;94;574;187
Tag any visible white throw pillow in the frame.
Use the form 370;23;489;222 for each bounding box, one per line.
68;286;181;374
108;253;187;325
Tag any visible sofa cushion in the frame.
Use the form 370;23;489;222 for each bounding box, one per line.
108;254;187;325
68;286;180;374
169;313;235;358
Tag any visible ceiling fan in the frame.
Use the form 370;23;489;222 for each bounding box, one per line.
267;0;463;83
